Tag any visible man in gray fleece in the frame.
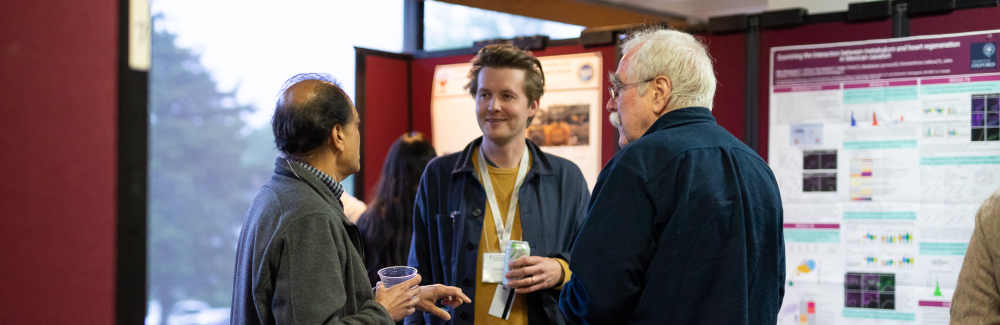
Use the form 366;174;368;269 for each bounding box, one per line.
232;73;470;324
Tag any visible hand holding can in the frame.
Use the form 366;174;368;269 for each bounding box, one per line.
502;240;530;287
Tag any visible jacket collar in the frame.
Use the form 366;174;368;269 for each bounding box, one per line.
273;157;343;208
642;106;717;137
272;157;363;260
451;137;554;176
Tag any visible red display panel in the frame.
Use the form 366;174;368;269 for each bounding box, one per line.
699;32;748;141
360;54;412;202
910;5;1000;37
0;0;118;323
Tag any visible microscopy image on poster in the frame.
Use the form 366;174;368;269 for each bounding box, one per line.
971;93;1000;141
844;272;896;309
803;150;838;192
771;30;1000;324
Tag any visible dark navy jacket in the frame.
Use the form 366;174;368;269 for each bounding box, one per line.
407;137;590;325
559;107;785;324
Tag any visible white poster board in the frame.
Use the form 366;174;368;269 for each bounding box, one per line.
769;30;1000;324
431;52;604;190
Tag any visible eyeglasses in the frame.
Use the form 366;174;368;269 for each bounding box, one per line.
608;78;655;100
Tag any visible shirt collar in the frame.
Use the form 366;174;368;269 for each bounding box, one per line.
289;160;345;200
451;137;554;176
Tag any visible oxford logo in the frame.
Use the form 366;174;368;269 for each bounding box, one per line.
971;42;997;69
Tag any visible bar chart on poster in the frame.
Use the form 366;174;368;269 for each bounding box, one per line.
431;52;603;190
770;30;1000;325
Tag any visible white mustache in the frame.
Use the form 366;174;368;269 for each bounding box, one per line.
609;112;622;128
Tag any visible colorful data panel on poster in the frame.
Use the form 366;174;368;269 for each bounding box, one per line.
770;30;1000;325
431;52;603;190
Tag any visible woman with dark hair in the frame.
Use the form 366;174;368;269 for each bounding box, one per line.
357;132;437;287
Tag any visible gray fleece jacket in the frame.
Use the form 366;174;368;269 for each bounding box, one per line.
231;157;393;325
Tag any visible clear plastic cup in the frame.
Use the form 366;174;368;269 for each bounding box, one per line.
378;266;418;288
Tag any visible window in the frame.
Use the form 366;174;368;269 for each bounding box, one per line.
424;0;586;51
146;1;402;324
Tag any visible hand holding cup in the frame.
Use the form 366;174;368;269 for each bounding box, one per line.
374;273;422;322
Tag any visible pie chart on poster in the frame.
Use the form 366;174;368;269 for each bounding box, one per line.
796;260;816;276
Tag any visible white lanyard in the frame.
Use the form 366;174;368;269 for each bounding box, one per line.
476;146;530;249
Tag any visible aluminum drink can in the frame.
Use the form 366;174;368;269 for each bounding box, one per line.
502;240;530;286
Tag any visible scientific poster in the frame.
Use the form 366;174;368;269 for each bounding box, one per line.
770;30;1000;324
431;52;603;190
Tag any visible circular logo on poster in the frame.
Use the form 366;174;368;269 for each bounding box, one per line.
985;43;996;58
578;64;594;82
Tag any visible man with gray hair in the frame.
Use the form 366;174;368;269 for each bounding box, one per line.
558;28;785;324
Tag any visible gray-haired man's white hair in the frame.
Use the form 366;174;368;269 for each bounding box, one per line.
620;28;717;111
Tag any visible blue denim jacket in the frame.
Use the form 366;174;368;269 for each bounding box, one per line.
407;137;590;325
560;107;785;324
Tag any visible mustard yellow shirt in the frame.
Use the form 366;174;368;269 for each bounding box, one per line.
472;149;571;325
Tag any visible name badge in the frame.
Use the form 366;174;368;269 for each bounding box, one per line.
482;253;505;283
489;284;515;319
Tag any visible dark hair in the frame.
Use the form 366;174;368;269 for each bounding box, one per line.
464;44;545;125
356;132;437;286
271;73;355;155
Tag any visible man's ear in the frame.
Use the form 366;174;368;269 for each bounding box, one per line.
330;124;346;153
652;76;672;116
527;98;540;119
